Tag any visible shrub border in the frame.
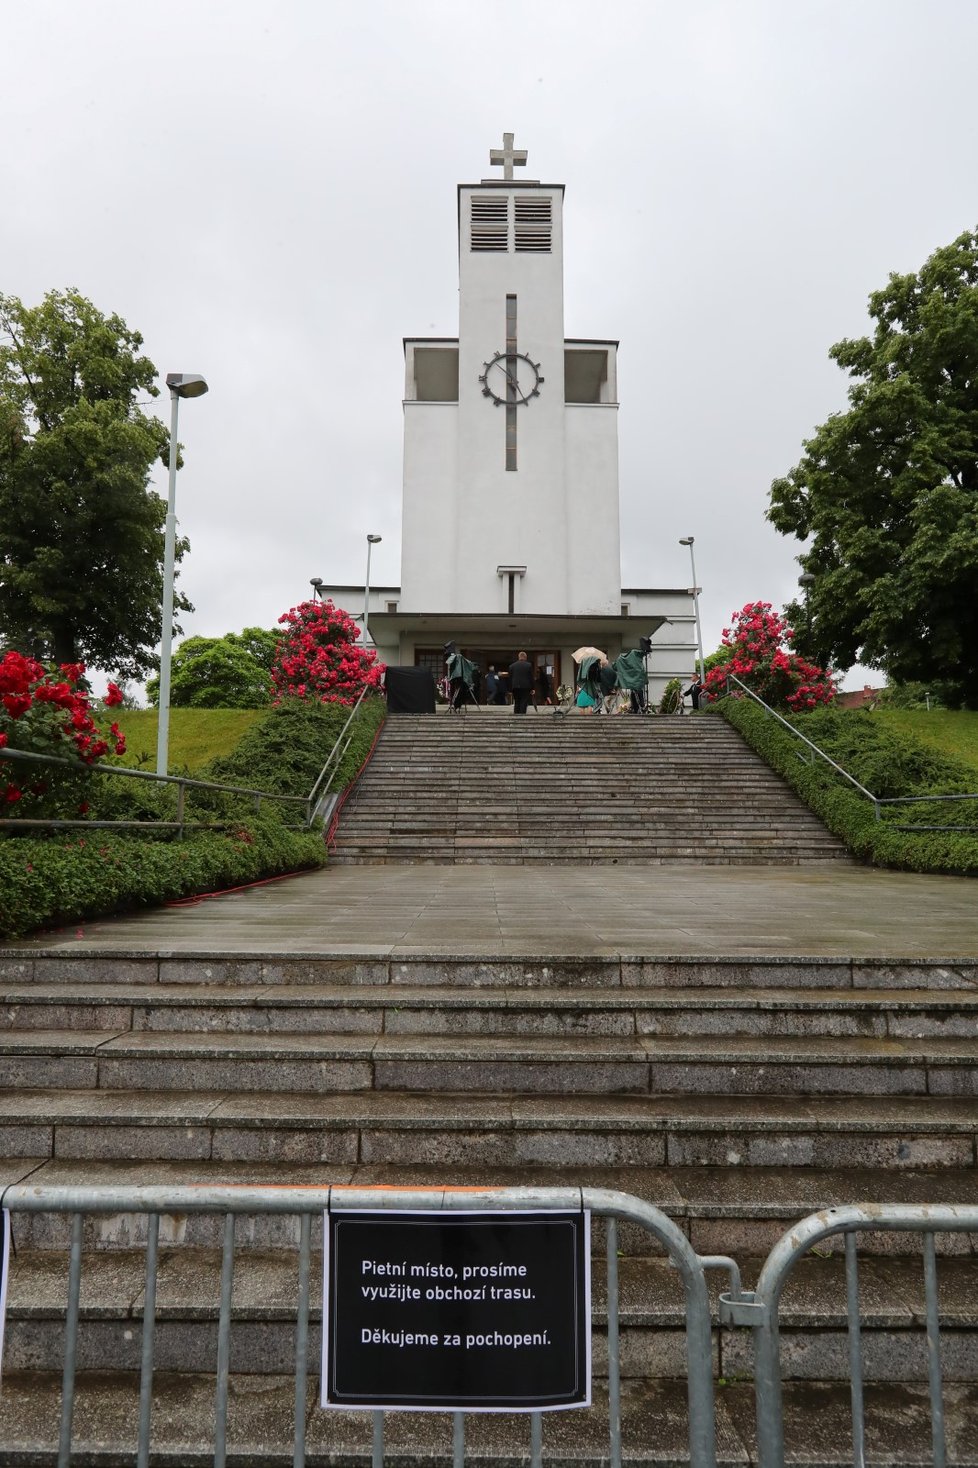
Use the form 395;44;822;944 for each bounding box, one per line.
718;697;978;877
0;819;326;940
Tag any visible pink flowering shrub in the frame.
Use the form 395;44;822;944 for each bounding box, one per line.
0;651;127;813
270;600;384;707
705;601;837;712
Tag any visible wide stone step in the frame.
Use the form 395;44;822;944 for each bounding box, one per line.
6;1248;978;1382
7;1157;978;1258
337;828;836;842
5;1030;977;1096
4;952;971;992
7;1372;974;1467
331;849;847;863
357;761;796;772
6;983;977;1040
4;1089;977;1174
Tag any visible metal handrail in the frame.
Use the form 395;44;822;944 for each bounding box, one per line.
723;675;878;802
722;673;978;830
307;684;375;818
0;745;307;806
1;691;384;838
0;744;309;838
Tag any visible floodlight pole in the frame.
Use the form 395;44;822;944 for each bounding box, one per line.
157;373;208;777
680;537;706;684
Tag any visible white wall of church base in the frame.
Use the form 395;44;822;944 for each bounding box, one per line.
564;406;621;614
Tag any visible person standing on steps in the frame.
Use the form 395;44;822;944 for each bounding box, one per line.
485;665;501;705
536;664;553;707
684;675;705;711
508;650;534;715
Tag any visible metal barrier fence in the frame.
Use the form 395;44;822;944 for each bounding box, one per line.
719;1203;978;1468
0;1183;733;1468
4;1186;973;1466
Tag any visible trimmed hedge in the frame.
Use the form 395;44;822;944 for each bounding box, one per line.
718;698;978;876
0;695;387;938
0;818;326;939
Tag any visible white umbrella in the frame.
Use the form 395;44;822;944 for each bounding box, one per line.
572;645;607;663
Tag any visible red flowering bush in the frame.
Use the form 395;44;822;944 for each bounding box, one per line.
0;651;127;814
270;600;384;707
705;601;837;713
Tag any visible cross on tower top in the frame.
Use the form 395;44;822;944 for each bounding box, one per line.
489;131;527;180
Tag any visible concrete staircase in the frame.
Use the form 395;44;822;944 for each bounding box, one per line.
2;947;978;1462
329;713;850;865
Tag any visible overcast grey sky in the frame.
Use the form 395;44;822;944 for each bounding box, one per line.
3;0;976;690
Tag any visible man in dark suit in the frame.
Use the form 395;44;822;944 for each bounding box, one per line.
508;651;534;715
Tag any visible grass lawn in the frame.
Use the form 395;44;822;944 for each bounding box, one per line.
870;708;978;780
113;708;265;773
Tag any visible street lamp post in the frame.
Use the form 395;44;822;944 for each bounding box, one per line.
363;534;382;644
679;536;705;684
799;572;816;652
156;372;208;777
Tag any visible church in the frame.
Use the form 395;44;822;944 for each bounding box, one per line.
326;134;697;701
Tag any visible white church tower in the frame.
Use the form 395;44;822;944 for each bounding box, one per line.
401;133;620;619
343;134;695;697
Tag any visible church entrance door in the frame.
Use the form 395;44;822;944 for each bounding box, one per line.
414;649;561;706
479;650;560;706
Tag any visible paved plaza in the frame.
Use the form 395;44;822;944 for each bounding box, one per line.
8;862;978;958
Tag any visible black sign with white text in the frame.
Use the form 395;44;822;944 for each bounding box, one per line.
322;1209;591;1412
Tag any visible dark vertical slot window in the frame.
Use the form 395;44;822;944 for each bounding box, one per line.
506;294;518;472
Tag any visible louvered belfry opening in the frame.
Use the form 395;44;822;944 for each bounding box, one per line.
470;195;508;251
470;194;552;253
515;194;552;252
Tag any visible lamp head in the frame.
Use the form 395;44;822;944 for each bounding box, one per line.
367;534;382;544
799;573;816;586
166;372;209;399
679;536;694;547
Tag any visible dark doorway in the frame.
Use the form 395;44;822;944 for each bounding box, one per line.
414;650;561;705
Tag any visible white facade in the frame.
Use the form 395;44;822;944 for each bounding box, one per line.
324;139;697;699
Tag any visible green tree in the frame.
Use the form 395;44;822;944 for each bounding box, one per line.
146;629;279;708
0;288;190;679
768;229;978;706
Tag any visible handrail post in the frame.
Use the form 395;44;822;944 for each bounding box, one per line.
176;782;186;841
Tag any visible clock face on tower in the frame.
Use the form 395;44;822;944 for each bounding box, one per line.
479;351;544;405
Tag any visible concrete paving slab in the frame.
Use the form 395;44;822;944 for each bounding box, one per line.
3;862;976;959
